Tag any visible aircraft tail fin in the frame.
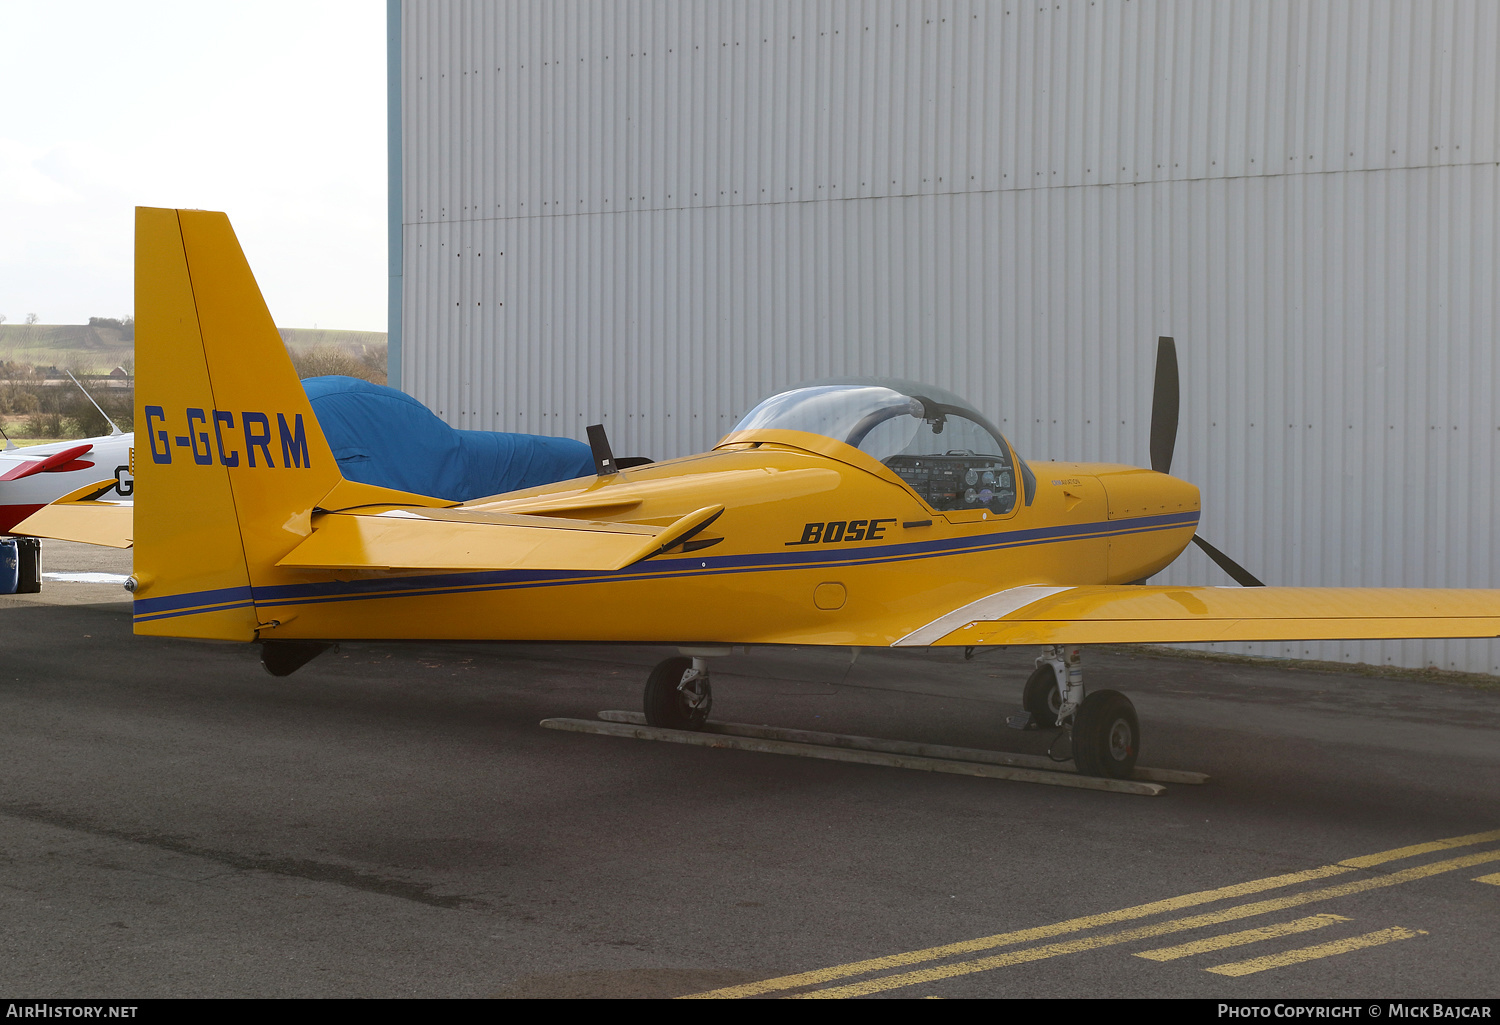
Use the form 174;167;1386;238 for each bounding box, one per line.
132;208;375;638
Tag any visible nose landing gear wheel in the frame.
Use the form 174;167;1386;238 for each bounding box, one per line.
1021;664;1063;729
643;656;712;731
1071;689;1139;779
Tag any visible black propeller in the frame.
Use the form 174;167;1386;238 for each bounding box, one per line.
1149;336;1266;587
1149;336;1180;475
1190;533;1266;589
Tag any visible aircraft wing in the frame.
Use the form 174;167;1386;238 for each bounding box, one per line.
12;479;134;549
894;584;1500;646
275;503;723;572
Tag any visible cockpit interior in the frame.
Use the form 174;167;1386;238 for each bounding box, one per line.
732;379;1035;514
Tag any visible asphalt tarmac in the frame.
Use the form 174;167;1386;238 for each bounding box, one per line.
3;543;1498;998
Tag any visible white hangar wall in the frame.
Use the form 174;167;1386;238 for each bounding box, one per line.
396;0;1500;674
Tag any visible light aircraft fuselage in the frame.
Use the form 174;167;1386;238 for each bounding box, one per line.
132;431;1197;646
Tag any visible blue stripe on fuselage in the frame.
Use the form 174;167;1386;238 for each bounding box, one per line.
132;510;1199;622
133;584;255;618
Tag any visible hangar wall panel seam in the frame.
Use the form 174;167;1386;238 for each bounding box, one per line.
401;0;1500;673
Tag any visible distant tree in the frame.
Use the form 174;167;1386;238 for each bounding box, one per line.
87;316;135;340
358;347;389;386
24;313;38;325
64;389;131;437
0;313;7;324
0;365;42;414
289;345;386;385
7;390;41;415
0;362;43;417
24;412;66;439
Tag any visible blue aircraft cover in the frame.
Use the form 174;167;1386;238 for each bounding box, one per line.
303;376;595;502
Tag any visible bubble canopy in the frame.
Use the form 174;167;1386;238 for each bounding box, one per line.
733;379;1009;456
731;379;1033;513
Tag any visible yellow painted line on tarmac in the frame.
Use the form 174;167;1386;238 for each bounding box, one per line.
790;848;1500;999
1336;832;1500;868
685;865;1350;998
1473;873;1500;886
685;828;1500;999
1133;913;1350;961
1205;927;1425;977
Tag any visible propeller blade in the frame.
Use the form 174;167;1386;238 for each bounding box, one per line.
1149;336;1180;474
1191;535;1265;587
1149;336;1264;587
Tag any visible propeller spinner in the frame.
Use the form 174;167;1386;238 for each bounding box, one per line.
1150;336;1265;587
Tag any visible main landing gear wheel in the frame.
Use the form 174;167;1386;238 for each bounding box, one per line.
1021;665;1063;729
1071;689;1140;779
643;656;712;731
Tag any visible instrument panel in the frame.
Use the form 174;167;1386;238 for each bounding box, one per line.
883;454;1018;514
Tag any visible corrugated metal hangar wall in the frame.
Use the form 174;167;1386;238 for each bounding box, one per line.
392;0;1499;674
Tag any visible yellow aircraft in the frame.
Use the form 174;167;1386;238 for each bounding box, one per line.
19;207;1500;779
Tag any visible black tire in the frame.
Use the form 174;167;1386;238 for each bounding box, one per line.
1071;689;1140;779
643;657;712;730
1022;664;1063;729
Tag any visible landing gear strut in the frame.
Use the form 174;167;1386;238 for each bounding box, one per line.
643;656;713;730
1010;645;1140;779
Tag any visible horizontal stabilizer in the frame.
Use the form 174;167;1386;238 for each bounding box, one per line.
0;443;95;481
13;478;134;549
275;504;723;573
894;584;1500;647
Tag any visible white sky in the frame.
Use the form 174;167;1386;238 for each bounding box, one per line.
0;1;388;331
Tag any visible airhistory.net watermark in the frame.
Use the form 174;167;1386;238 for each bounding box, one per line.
5;1006;137;1019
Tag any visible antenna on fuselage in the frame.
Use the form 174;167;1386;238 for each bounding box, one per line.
586;423;619;477
64;369;124;437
